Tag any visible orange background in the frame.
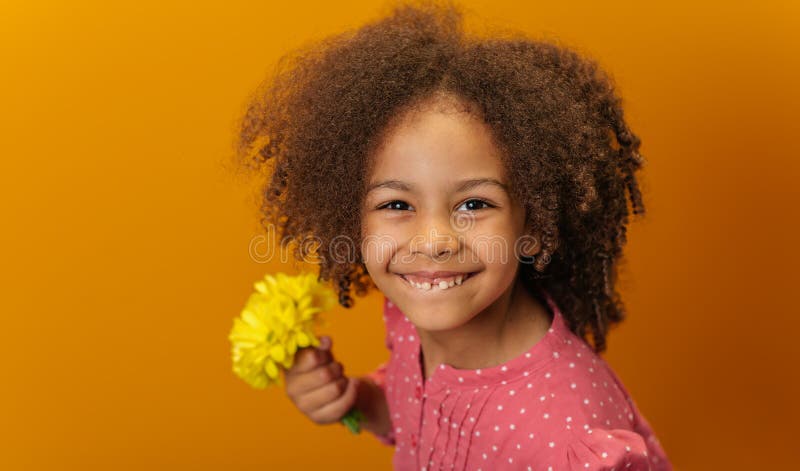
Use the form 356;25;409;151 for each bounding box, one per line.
1;1;798;469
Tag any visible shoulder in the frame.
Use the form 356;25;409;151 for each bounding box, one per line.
528;331;671;469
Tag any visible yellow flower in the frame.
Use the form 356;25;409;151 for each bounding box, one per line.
228;272;337;389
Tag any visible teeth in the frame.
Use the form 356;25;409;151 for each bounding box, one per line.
405;273;469;291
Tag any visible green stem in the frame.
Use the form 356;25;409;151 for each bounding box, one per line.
341;407;364;434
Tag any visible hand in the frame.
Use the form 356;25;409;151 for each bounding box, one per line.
284;336;359;425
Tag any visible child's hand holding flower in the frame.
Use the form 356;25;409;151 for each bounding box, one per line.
284;335;361;427
228;272;363;433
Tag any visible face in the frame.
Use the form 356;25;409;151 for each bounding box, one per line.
360;97;539;333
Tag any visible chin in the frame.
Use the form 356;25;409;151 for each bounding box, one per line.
399;305;473;333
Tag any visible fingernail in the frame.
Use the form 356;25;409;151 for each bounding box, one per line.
319;336;331;350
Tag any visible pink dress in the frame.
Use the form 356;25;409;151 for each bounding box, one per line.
366;289;672;471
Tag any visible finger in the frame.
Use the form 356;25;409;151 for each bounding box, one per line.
295;376;348;413
309;377;359;425
319;335;332;351
290;346;333;375
286;361;344;398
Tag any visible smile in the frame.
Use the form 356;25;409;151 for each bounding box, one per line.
398;272;476;292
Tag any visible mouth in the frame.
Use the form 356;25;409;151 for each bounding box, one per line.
397;272;478;292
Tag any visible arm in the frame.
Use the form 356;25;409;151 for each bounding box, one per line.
356;298;397;444
355;373;392;438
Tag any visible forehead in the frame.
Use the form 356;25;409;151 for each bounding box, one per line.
367;103;508;185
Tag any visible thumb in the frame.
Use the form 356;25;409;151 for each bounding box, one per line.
318;335;332;351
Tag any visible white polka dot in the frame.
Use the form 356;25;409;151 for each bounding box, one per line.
553;352;560;359
494;425;500;431
458;377;464;383
549;441;555;448
529;433;535;439
602;452;608;458
566;416;572;422
584;398;590;404
540;395;546;401
509;390;516;396
510;424;515;430
497;405;503;411
545;372;551;378
501;366;508;372
569;362;575;368
520;408;526;414
570;383;577;389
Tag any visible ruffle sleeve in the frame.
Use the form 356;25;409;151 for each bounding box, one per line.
565;428;653;470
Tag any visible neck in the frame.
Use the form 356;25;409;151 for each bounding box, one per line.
415;277;551;379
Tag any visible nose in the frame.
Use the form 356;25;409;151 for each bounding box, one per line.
410;210;461;260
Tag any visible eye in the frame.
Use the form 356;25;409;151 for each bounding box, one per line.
457;199;494;211
377;200;414;211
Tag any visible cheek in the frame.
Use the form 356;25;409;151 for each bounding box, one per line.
468;224;518;266
361;217;402;268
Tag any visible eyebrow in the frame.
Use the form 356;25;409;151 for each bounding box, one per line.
366;178;509;194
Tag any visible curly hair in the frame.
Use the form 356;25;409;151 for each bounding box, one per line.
233;0;646;354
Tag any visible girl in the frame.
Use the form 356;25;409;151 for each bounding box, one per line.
236;1;672;469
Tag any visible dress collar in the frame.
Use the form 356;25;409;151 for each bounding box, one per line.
419;287;567;390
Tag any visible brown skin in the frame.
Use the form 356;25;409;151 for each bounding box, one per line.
361;99;552;378
237;1;645;431
284;336;391;436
